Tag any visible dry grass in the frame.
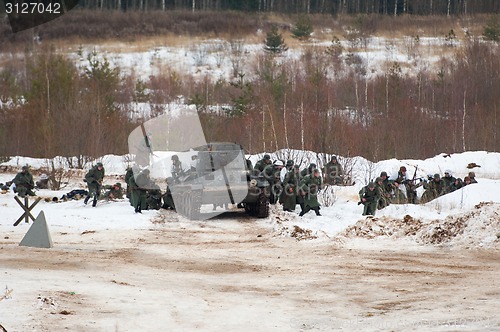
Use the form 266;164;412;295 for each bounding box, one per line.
0;11;492;51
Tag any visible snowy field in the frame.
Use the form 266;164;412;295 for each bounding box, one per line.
1;151;499;331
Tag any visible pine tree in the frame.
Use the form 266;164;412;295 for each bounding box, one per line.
483;16;500;42
264;25;288;54
291;15;313;40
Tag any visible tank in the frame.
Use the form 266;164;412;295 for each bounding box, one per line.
169;142;270;220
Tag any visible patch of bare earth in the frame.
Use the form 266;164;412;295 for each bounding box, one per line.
1;210;499;331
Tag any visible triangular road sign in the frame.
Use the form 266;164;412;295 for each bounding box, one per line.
19;211;53;248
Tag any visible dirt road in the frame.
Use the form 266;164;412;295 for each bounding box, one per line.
1;211;499;331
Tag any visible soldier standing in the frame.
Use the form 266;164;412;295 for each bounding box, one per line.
300;163;317;178
254;154;272;173
129;168;150;213
298;169;322;217
269;160;284;204
282;165;300;212
125;166;134;200
84;162;105;207
322;156;344;185
13;166;36;198
376;173;391;209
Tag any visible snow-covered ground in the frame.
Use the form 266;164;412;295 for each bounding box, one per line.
58;35;451;82
1;150;499;240
1;151;499;331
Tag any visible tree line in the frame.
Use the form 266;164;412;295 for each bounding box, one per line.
76;0;499;15
0;32;498;163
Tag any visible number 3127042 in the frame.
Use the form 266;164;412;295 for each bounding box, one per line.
5;2;62;14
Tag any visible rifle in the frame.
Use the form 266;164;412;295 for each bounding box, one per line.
358;195;375;205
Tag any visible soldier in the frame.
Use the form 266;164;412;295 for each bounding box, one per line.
449;178;463;192
254;154;272;173
300;163;317;178
102;183;124;200
298;169;322;217
269;160;284;204
463;176;472;186
35;173;49;189
60;189;88;201
377;172;393;208
375;177;390;209
162;180;176;210
146;186;163;210
13;166;36;198
280;159;294;182
359;182;380;216
397;166;419;204
128;168;150;213
322;155;344;185
124;166;134;199
84;162;105;207
468;171;478;184
282;165;300;212
421;173;445;203
171;155;185;182
442;170;456;194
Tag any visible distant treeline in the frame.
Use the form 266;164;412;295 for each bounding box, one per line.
78;0;499;15
1;36;499;162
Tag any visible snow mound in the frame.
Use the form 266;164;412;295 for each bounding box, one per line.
338;202;500;249
270;205;318;241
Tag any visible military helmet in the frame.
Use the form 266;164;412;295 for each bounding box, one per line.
293;165;300;169
399;166;407;172
380;171;388;177
309;163;317;169
96;162;103;167
368;182;375;189
286;160;294;166
434;173;440;179
22;165;29;171
171;155;179;161
263;154;271;160
114;182;122;187
375;177;382;183
274;160;284;167
331;155;337;161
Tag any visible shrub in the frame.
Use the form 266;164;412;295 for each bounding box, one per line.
483;16;500;42
291;15;313;40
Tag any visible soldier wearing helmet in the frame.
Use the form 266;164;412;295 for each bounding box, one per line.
13;165;36;198
322;155;344;185
468;171;478;184
421;173;445;203
84;162;105;207
359;182;380;216
171;154;185;181
254;154;272;173
442;170;456;193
